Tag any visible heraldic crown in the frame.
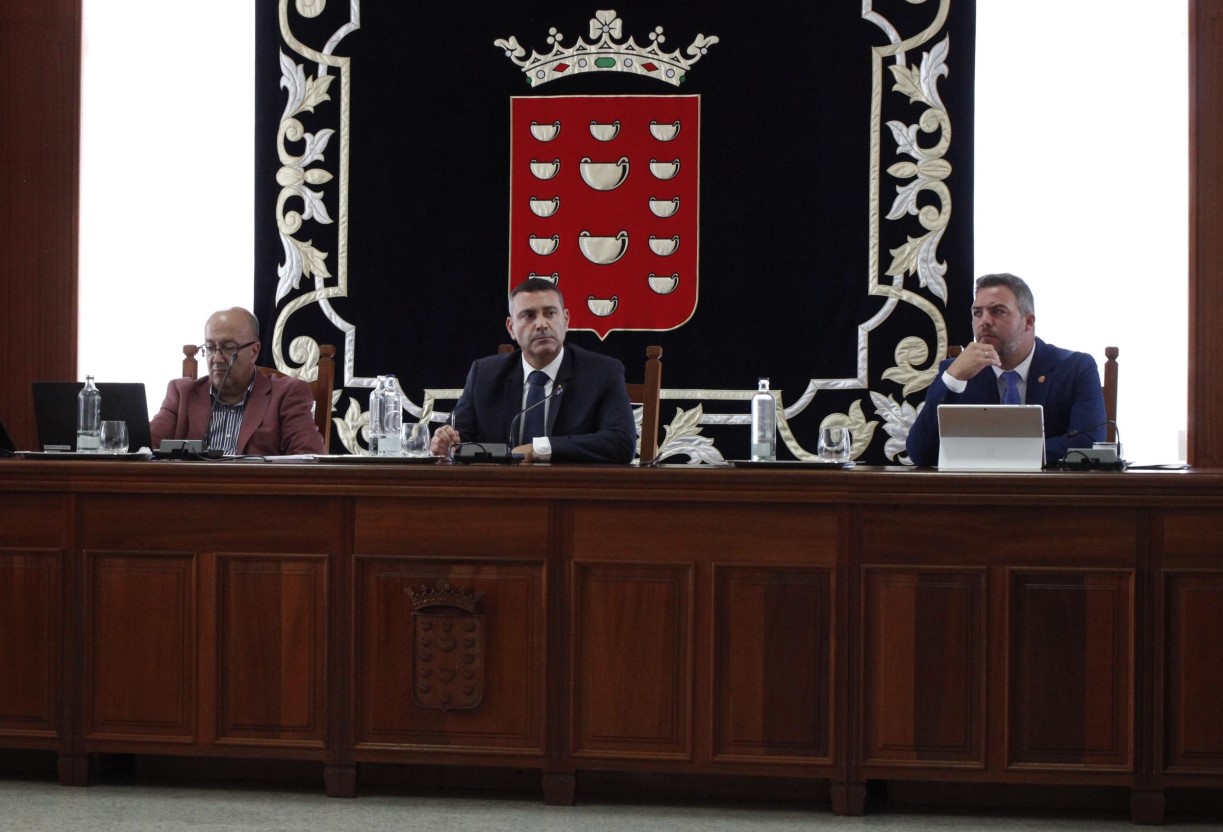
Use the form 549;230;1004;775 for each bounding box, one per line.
496;9;719;89
407;579;484;612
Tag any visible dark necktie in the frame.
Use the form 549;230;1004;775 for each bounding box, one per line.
521;370;549;444
1002;370;1022;405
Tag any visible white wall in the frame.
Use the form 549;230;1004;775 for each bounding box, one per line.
79;3;1187;462
975;2;1187;463
79;1;252;423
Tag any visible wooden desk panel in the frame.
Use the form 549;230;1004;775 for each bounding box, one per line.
0;460;1219;821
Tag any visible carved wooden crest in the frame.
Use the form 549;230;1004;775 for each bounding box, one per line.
406;579;485;710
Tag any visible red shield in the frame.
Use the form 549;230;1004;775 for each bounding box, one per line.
510;95;700;338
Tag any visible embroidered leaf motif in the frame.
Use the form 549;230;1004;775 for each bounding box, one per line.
886;235;925;278
820;400;877;460
888;64;926;105
870;392;921;464
335;397;369;456
275;236;331;304
657;405;725;465
296;187;333;225
302;73;334;115
919;36;950;111
279;52;306;120
882;336;939;397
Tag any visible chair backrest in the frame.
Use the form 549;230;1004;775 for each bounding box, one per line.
496;343;664;463
182;343;337;450
1102;346;1119;443
944;344;1119;443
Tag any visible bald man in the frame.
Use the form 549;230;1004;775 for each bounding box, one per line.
150;307;324;456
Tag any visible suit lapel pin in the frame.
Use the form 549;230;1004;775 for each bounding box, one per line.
1038;375;1046;383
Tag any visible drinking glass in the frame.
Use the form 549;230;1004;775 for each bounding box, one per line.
403;422;431;457
817;425;851;462
99;420;129;454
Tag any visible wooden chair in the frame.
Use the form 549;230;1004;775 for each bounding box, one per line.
944;344;1119;441
1102;346;1119;443
497;344;664;464
182;343;337;450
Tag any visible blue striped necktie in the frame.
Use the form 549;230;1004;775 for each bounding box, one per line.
1001;370;1022;405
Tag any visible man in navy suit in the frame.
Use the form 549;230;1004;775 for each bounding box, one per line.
430;278;636;463
906;273;1106;467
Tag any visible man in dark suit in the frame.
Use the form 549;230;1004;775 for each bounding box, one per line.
906;274;1106;467
150;307;324;456
430;278;636;463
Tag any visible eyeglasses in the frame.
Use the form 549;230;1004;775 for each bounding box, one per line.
197;340;257;360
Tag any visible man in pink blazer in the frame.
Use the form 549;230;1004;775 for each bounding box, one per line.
150;307;324;456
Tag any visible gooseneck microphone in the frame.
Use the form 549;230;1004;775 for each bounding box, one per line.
507;383;564;447
1064;420;1119;441
1055;420;1125;470
203;350;239;453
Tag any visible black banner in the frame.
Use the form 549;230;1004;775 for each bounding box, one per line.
255;1;976;462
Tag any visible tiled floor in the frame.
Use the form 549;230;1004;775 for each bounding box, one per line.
1;778;1218;832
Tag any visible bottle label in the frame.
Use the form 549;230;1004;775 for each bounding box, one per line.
77;433;101;452
378;435;403;456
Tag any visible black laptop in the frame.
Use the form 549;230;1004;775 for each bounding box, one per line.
32;381;153;452
0;417;14;454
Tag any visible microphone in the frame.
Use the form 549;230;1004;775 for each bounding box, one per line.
203;350;239;453
450;382;565;464
1055;420;1125;470
1064;420;1119;440
508;382;564;447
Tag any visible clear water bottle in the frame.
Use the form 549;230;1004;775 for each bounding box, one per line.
378;375;404;456
77;375;102;452
750;377;776;461
368;375;386;455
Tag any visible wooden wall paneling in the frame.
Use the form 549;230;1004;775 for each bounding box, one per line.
76;494;342;758
84;550;197;743
1006;569;1134;771
0;0;81;450
2;463;1223;820
354;498;548;557
1161;571;1223;772
1190;0;1223;466
353;558;546;755
1156;509;1223;783
857;506;1139;565
0;492;68;751
215;554;328;747
713;566;833;764
0;548;63;742
570;561;694;760
324;496;355;798
565;501;840;780
860;568;986;769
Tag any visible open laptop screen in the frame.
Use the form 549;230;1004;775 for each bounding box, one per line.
32;382;153;452
936;404;1045;471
